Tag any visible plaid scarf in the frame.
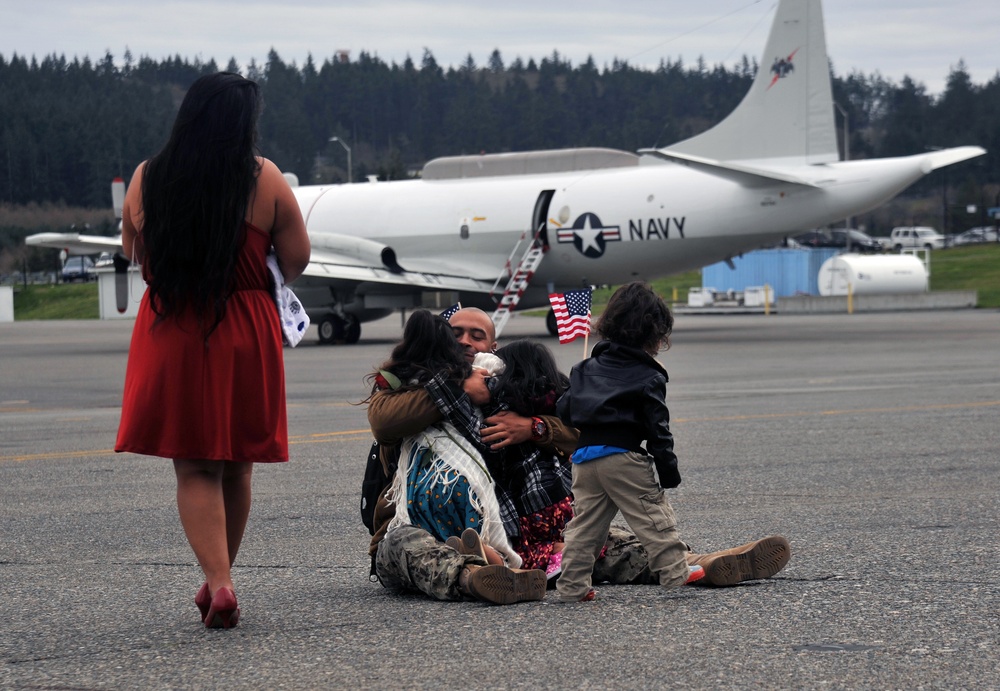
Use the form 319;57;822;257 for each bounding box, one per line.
482;389;573;518
425;373;573;538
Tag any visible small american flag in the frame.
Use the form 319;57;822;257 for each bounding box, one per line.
549;289;592;344
440;303;462;320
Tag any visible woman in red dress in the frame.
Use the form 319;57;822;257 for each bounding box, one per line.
115;72;310;628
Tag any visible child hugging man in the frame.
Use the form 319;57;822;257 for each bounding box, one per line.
555;281;704;602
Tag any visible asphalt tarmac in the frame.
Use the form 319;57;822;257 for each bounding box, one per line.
1;310;998;690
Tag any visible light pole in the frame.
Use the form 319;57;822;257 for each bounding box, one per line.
329;136;352;183
833;102;851;235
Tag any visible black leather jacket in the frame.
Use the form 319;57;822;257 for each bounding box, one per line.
557;340;680;488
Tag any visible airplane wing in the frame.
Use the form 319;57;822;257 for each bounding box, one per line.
25;232;123;255
302;247;497;294
27;227;498;294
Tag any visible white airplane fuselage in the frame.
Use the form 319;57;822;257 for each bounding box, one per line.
295;151;937;311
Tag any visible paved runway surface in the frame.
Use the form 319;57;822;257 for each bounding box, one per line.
2;310;998;689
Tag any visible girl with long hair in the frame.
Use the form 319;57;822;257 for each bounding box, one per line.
487;340;573;578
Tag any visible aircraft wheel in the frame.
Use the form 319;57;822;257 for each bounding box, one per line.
317;314;361;345
546;308;558;336
343;314;361;344
317;315;341;344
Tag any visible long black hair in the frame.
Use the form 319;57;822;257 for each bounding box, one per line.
140;72;262;336
493;340;568;415
367;309;471;393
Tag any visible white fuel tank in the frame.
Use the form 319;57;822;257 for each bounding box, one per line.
817;254;928;296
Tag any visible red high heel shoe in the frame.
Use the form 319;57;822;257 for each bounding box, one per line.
204;587;240;629
194;582;212;621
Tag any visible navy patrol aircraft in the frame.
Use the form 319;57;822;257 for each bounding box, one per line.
28;0;985;343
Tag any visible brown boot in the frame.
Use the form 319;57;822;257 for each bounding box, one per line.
686;536;791;587
447;529;490;564
445;535;465;553
458;564;547;605
459;528;489;562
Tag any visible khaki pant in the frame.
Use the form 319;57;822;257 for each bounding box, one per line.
557;451;689;601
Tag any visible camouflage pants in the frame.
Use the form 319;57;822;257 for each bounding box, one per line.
375;525;487;601
592;525;692;585
376;523;674;599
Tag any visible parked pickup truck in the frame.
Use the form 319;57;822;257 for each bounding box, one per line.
885;226;946;251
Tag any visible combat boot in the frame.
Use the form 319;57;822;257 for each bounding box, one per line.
446;528;489;562
458;564;547;605
686;535;790;587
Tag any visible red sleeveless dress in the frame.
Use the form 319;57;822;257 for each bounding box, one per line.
115;222;288;462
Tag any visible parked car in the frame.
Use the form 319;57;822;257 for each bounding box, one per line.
831;229;883;253
61;255;95;282
94;252;115;268
888;226;946;251
952;226;998;245
792;229;882;253
791;230;829;248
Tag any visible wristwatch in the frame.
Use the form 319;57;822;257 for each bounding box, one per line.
530;416;548;441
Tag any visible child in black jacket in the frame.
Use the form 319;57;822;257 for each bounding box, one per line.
555;281;703;602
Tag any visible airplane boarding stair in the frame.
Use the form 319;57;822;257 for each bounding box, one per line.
490;227;546;337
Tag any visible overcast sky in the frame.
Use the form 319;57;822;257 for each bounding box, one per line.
3;0;997;96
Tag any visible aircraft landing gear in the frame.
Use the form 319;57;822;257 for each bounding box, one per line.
317;315;338;344
317;313;361;345
343;314;361;344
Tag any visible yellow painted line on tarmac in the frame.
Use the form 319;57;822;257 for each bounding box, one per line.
287;401;357;408
0;449;117;463
4;402;997;463
0;429;373;463
289;429;371;444
675;400;1000;423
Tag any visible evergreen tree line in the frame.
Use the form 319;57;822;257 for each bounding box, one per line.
1;47;998;221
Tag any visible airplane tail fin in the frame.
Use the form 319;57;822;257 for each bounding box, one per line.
663;0;838;165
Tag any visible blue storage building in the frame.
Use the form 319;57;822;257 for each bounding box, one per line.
702;247;841;297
